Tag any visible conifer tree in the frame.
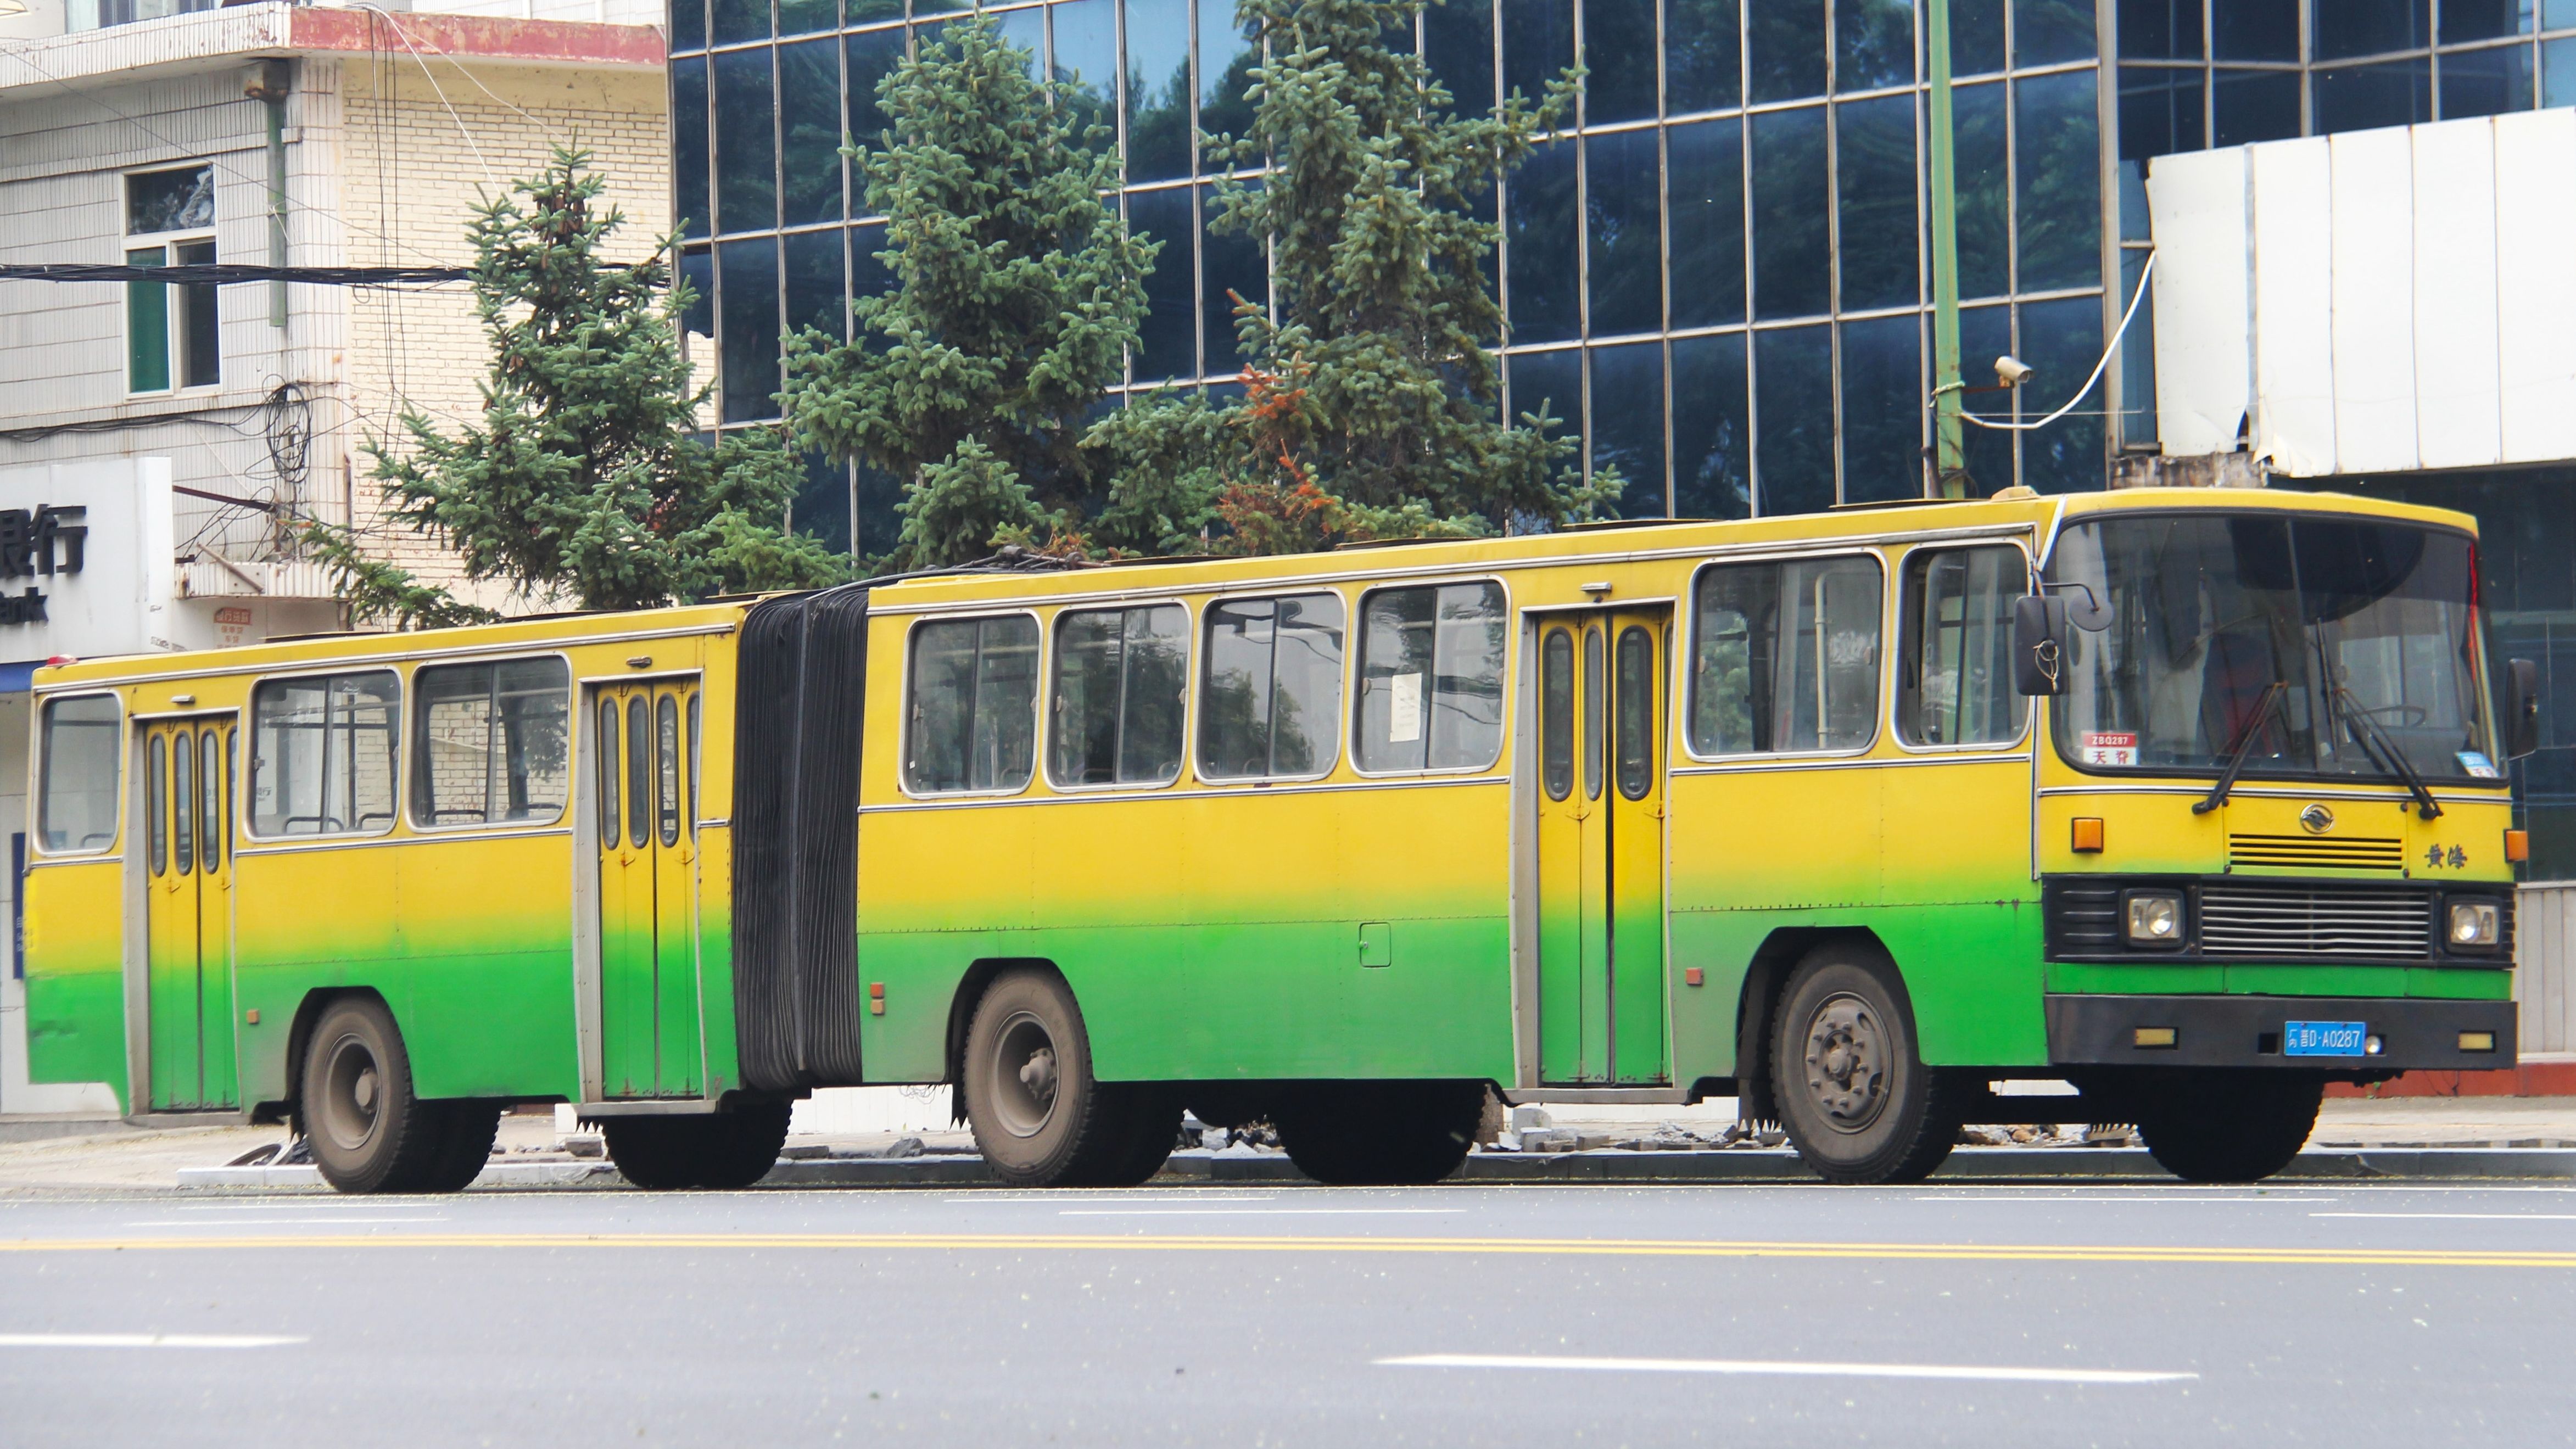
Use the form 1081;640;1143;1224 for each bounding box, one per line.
1089;0;1606;553
780;17;1153;569
365;147;845;617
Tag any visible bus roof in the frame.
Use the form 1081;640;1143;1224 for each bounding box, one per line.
31;485;2477;692
33;598;751;693
860;484;2482;612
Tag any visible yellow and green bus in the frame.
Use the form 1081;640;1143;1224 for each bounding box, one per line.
21;485;2540;1191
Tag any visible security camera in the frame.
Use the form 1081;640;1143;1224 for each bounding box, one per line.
1994;354;2035;387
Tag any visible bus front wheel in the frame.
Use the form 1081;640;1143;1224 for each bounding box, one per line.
1770;950;1963;1185
299;997;450;1195
2133;1072;2322;1183
962;967;1152;1188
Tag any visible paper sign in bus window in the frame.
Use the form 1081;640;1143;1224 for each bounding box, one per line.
1388;674;1423;743
2083;731;2138;767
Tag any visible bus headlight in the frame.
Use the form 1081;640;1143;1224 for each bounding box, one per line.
2124;892;2185;948
2447;899;2502;950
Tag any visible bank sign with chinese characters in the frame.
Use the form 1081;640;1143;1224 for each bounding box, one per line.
0;457;170;665
0;505;90;624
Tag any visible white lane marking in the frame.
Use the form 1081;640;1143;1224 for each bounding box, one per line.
953;1195;1279;1206
1060;1207;1465;1217
1380;1353;2195;1385
124;1218;448;1227
2312;1212;2576;1221
1915;1196;2323;1205
0;1334;306;1350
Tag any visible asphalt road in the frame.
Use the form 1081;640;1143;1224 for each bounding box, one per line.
3;1179;2574;1447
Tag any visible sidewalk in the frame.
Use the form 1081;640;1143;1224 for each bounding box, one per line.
4;1096;2575;1194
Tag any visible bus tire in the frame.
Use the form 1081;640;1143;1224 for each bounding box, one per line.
2134;1072;2322;1183
1272;1081;1482;1186
417;1101;504;1193
602;1117;704;1190
962;967;1134;1188
1770;949;1962;1185
1070;1087;1181;1187
300;997;447;1195
695;1101;792;1190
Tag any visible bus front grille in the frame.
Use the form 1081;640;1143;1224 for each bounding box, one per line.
2227;833;2405;871
2197;885;2432;959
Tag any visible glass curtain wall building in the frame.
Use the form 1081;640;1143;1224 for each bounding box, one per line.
673;0;2576;552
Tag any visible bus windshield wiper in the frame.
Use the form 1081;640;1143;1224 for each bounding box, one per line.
2193;681;2287;816
2332;686;2443;820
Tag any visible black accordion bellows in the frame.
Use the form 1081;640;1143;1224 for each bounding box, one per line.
730;584;871;1092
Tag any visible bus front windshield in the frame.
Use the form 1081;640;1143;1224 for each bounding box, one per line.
2046;512;2499;784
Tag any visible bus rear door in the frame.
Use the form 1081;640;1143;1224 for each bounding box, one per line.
593;681;703;1099
1533;611;1670;1085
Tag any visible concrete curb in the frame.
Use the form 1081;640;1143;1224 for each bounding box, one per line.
173;1146;2576;1191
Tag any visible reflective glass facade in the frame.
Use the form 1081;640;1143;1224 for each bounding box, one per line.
673;0;2576;550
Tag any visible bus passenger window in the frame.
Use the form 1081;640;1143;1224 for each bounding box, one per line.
1049;605;1188;787
904;616;1041;793
1583;628;1604;799
1689;556;1882;755
1198;592;1346;780
1898;546;2029;747
1355;582;1506;773
38;693;121;852
1541;629;1574;801
249;670;401;837
411;658;573;828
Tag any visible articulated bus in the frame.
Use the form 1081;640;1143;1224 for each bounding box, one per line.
22;486;2541;1191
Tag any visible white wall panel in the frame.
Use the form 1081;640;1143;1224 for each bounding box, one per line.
2249;138;2335;476
2328;127;2420;474
2494;109;2576;465
2147;148;2253;457
2411;121;2503;469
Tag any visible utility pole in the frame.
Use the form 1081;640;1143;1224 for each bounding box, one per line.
1926;0;1965;497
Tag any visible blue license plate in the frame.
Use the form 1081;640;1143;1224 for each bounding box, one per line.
2284;1020;2367;1057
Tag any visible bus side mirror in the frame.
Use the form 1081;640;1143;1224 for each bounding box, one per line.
2506;657;2541;760
2013;596;2068;697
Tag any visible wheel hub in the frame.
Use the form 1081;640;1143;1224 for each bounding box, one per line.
317;1033;383;1153
1800;993;1890;1134
989;1012;1061;1139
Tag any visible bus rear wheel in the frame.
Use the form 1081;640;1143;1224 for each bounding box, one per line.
300;997;447;1195
2134;1072;2322;1183
417;1101;503;1193
1770;949;1962;1185
1272;1081;1483;1186
962;967;1147;1188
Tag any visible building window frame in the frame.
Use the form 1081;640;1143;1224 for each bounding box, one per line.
123;163;220;398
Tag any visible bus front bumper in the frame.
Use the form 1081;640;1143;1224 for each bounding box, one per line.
2045;994;2517;1072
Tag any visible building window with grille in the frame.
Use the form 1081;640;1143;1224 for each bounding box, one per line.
125;164;219;395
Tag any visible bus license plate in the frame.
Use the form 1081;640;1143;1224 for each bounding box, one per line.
2284;1020;2367;1057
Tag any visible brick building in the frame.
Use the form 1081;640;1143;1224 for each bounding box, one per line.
0;0;667;1116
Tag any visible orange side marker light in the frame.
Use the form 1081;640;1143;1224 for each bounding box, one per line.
2506;830;2529;864
2071;818;2105;853
869;982;886;1016
1683;967;1705;987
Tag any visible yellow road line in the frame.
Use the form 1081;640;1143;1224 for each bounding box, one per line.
1;1232;2572;1268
